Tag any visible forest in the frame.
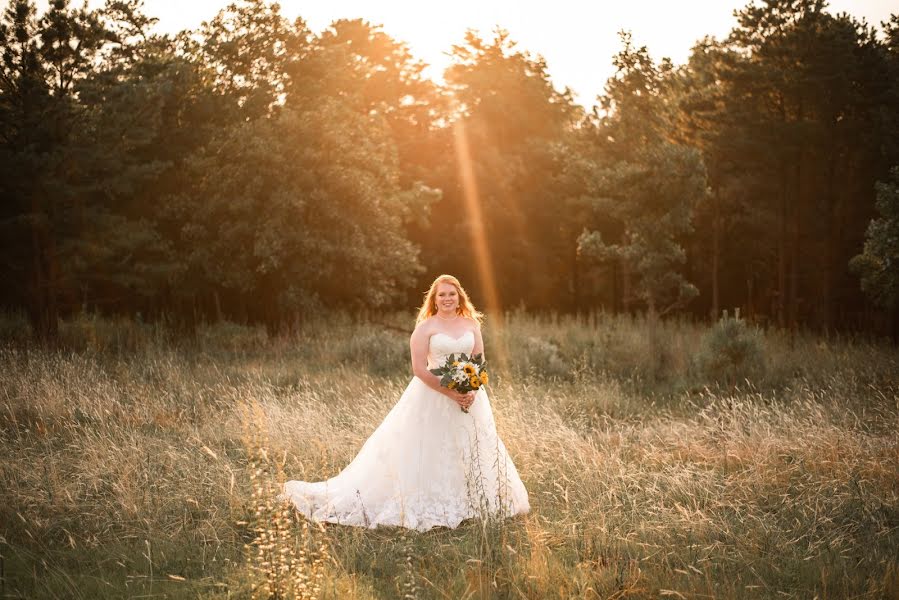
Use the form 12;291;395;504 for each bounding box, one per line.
2;0;898;340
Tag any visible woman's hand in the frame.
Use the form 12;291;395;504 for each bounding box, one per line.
463;390;476;411
446;389;475;411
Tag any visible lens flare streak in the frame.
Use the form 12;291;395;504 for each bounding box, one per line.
452;120;509;371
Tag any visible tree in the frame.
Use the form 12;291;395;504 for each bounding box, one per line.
705;0;894;332
283;18;445;308
577;146;706;318
673;38;771;322
577;33;707;373
579;33;706;314
286;17;441;179
429;29;583;310
189;0;309;120
173;98;438;332
0;0;117;340
850;167;899;341
68;27;233;319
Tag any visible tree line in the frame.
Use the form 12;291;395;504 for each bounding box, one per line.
1;0;897;341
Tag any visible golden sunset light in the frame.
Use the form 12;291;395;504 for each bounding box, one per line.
4;0;899;596
32;0;898;106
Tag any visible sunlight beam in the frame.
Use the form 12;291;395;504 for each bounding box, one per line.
452;120;509;371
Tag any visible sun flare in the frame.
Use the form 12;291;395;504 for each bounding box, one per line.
32;0;897;107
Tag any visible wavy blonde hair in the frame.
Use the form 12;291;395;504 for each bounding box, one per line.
416;274;484;324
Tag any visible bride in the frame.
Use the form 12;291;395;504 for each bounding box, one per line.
281;274;530;531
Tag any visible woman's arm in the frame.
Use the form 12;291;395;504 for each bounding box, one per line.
409;324;445;392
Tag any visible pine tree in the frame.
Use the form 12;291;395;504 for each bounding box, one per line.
577;32;707;374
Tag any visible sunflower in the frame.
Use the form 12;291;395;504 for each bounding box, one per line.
462;363;476;376
479;370;489;385
469;375;481;389
448;381;457;389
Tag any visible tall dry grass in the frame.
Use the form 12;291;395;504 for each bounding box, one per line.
0;311;896;598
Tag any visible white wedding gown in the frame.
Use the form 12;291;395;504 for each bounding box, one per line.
281;331;530;531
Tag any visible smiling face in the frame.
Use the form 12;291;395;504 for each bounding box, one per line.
435;282;460;315
416;274;482;324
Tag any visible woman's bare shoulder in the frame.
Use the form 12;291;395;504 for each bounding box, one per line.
464;316;482;330
412;317;437;338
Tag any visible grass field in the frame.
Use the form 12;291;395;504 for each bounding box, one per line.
1;311;897;599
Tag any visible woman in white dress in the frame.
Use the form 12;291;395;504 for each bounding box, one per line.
282;274;530;531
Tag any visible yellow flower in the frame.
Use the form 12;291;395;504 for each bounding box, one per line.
469;375;481;389
479;370;489;385
452;361;460;366
463;363;476;376
448;381;457;389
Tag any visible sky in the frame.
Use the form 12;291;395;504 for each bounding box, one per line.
28;0;898;108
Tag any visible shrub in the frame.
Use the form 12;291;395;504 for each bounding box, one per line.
695;308;766;387
58;312;163;353
198;320;269;354
336;329;408;376
0;311;30;344
498;334;569;380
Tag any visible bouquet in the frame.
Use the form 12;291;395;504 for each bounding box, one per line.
429;353;489;413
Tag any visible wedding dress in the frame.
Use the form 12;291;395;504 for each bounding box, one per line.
281;330;530;531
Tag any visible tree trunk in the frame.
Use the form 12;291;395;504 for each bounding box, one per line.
822;183;836;334
621;257;632;314
711;185;720;322
821;128;841;334
646;299;661;380
777;167;787;329
788;166;801;335
746;277;754;322
27;205;59;343
611;258;620;314
788;99;805;336
213;290;223;323
891;305;899;347
572;246;581;312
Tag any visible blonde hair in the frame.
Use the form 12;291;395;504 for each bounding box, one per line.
416;274;484;324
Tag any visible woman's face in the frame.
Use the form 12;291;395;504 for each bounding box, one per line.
435;282;460;313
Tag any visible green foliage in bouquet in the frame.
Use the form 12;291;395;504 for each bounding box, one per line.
429;353;488;392
429;353;488;413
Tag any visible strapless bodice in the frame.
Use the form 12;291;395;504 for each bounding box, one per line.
428;331;475;369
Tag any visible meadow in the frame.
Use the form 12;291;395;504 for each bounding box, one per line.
1;311;897;599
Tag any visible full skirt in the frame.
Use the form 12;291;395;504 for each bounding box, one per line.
281;376;529;532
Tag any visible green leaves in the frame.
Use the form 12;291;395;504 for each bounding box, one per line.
579;35;708;317
2;0;897;338
850;167;899;310
190;0;309;120
174;98;429;318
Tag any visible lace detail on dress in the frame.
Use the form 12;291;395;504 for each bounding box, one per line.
281;330;529;531
427;330;475;369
